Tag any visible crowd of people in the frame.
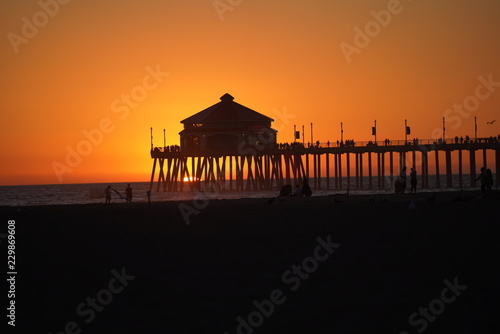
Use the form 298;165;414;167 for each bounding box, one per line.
279;177;312;198
276;138;398;148
339;139;356;147
453;135;500;144
277;142;304;149
394;164;495;195
152;145;181;153
150;134;500;154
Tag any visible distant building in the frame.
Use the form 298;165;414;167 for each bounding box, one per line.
179;93;277;153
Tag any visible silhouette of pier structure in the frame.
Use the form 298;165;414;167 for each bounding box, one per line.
149;94;500;192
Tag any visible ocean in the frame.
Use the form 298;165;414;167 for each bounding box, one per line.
0;175;483;207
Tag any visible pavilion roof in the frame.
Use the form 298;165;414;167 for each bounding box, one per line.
181;93;274;123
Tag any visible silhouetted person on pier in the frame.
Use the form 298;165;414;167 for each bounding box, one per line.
105;185;112;203
126;184;133;202
410;167;417;193
476;167;486;193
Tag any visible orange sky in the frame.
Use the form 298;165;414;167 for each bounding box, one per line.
1;0;499;185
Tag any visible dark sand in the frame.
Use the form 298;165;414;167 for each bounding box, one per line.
2;190;500;334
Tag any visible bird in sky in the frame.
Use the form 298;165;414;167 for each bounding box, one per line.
486;120;496;124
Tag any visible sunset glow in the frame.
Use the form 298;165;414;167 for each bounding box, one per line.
1;0;500;185
183;176;199;182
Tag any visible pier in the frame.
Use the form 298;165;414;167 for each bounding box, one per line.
148;93;499;193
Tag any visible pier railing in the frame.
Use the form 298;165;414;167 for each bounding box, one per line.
151;137;499;157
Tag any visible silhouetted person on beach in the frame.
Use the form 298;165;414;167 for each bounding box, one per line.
146;190;151;207
395;166;407;194
302;177;312;197
485;168;494;192
401;166;407;181
476;167;487;193
105;185;112;203
126;184;133;202
294;184;302;197
280;185;293;197
410;167;417;193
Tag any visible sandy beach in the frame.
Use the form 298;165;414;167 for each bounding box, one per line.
2;190;500;333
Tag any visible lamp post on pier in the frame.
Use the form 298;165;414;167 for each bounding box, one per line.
404;119;410;145
340;122;344;143
404;120;407;144
310;122;313;146
442;117;446;143
302;125;305;146
474;116;477;141
150;127;153;150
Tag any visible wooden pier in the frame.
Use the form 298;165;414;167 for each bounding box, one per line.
149;140;500;192
150;93;499;193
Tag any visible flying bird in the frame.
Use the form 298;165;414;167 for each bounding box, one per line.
486;120;496;124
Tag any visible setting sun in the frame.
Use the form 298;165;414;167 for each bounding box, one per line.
183;176;199;182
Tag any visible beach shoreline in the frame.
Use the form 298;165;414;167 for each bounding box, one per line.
0;187;493;210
